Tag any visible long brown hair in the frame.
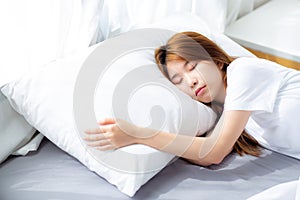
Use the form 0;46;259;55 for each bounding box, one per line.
155;31;261;157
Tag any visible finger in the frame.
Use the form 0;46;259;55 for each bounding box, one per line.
85;124;113;134
85;127;103;134
96;145;115;151
98;118;116;125
83;134;106;141
86;139;111;147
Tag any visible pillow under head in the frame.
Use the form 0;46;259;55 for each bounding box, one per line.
1;28;219;196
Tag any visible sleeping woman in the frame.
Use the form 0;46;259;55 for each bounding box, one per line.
84;31;300;166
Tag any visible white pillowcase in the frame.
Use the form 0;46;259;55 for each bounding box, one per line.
0;91;37;163
132;13;254;58
0;1;103;162
2;28;217;197
99;0;227;39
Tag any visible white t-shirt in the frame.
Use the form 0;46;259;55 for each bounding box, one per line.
224;57;300;159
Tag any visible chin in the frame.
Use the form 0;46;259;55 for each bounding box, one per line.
201;100;212;104
195;97;211;104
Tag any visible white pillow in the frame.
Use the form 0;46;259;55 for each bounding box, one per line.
134;13;254;58
0;91;37;163
1;28;217;197
99;0;227;39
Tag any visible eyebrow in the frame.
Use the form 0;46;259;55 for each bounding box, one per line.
170;61;189;81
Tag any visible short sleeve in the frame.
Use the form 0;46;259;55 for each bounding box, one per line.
224;57;284;112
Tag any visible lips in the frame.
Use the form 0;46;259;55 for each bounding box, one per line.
195;86;206;96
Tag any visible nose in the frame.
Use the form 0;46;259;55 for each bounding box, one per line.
185;74;198;88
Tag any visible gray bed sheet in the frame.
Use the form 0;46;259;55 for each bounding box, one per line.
1;138;300;200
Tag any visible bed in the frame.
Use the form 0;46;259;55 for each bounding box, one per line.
1;1;300;199
1;137;300;200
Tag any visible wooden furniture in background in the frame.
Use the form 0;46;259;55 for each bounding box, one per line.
246;48;300;70
225;0;300;71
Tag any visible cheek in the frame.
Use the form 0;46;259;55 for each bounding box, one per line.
195;64;219;82
176;84;191;95
199;69;223;91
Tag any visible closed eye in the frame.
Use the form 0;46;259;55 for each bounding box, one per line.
172;75;183;85
187;62;197;71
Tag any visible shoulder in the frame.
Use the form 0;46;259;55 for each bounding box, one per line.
228;57;263;75
226;57;260;86
225;57;285;111
228;56;285;74
227;57;282;83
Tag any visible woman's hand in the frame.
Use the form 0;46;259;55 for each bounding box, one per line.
83;118;141;151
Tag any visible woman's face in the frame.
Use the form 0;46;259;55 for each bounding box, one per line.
166;59;226;104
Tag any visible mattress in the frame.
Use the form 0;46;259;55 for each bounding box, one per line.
1;138;299;200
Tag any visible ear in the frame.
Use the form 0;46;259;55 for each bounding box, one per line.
215;61;223;69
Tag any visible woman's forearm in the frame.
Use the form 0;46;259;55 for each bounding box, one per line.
136;130;221;166
135;111;250;166
85;111;250;166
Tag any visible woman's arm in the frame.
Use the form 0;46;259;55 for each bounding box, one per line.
84;110;251;166
135;110;251;165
